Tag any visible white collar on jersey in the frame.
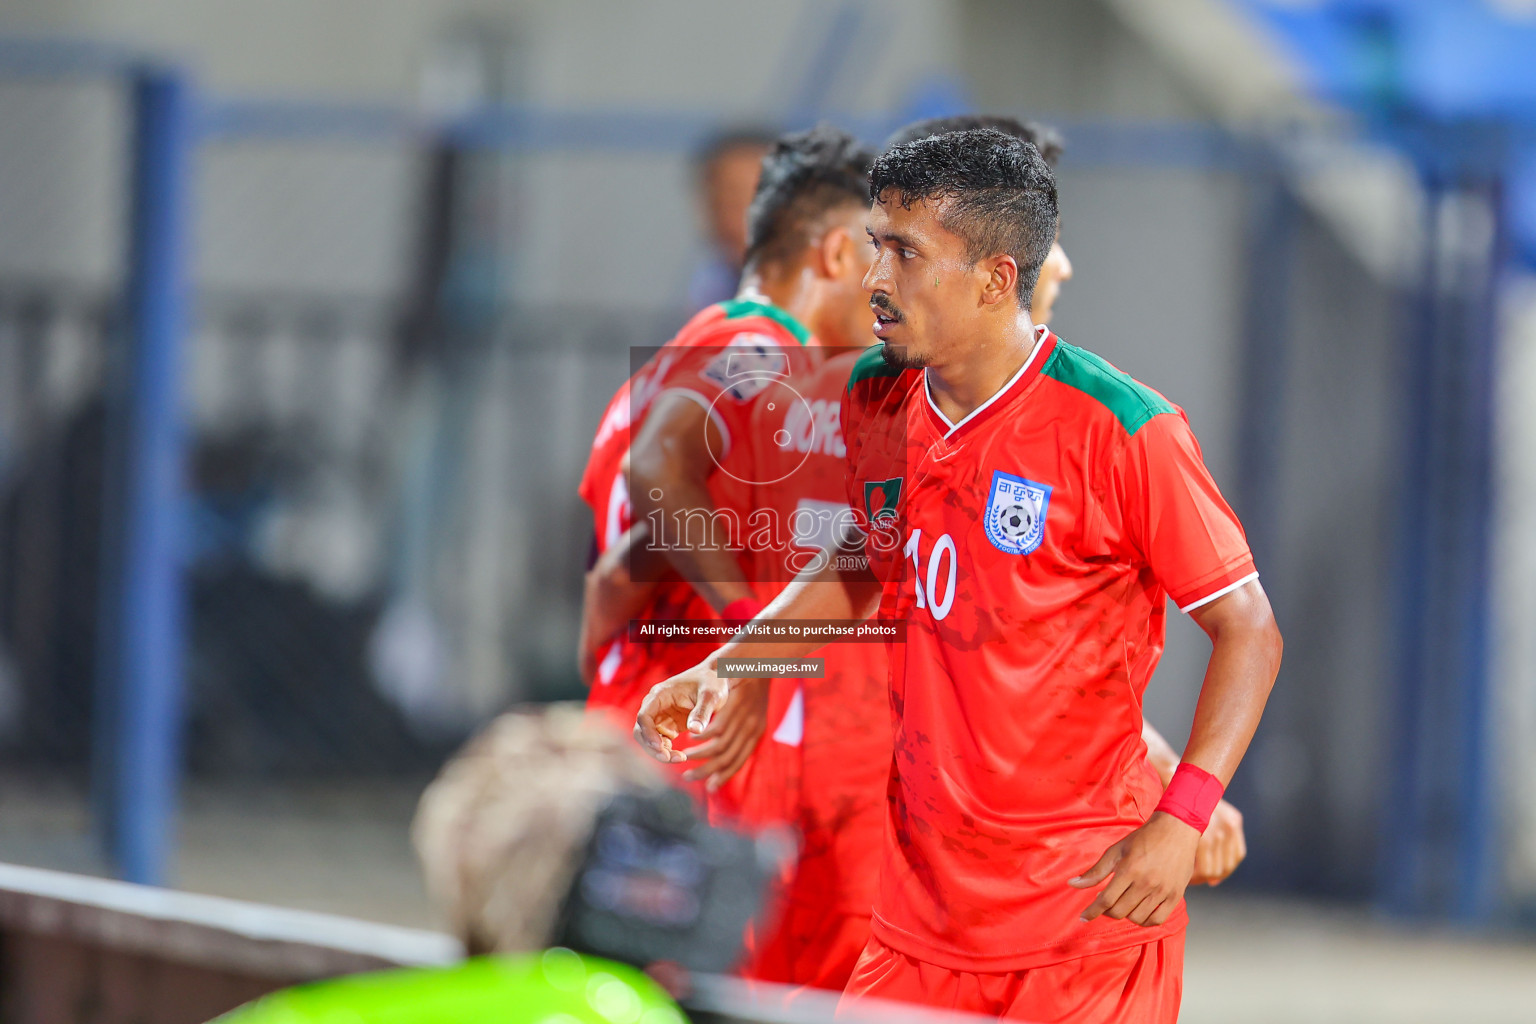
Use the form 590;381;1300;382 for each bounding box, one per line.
923;323;1050;438
735;286;773;306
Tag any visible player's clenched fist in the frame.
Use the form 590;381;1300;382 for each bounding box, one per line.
1070;811;1201;927
1192;798;1246;886
634;660;731;764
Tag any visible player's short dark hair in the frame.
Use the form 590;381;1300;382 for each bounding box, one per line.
743;124;876;270
869;128;1058;306
884;115;1064;168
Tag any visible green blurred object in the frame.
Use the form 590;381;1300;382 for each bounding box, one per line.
214;948;687;1024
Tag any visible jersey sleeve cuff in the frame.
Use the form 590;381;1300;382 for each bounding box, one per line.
656;387;731;458
1176;566;1259;613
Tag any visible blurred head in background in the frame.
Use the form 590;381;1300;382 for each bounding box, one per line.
740;124;878;348
884;115;1072;325
413;705;664;954
413;705;776;971
687;128;776;308
865;128;1059;369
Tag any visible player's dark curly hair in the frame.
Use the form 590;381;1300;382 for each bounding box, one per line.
869;128;1058;306
883;114;1064;168
743;124;876;271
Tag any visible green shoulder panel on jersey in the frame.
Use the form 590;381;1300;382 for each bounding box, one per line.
718;298;810;346
1041;340;1175;436
846;342;904;392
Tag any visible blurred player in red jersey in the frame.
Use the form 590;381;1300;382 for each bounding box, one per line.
730;350;885;990
575;126;876;785
636;129;1282;1022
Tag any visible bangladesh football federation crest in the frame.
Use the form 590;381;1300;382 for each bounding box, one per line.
984;470;1051;555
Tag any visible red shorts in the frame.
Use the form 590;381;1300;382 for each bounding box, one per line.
744;904;872;993
840;931;1184;1023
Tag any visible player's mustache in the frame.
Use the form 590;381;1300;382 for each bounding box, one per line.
870;293;905;323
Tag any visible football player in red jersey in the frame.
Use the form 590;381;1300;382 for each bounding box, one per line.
887;115;1247;889
575;126;876;784
636;129;1282;1022
586;119;1077;993
728;118;1075;992
728;348;886;991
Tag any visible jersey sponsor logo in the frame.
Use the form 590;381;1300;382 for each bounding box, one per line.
863;477;903;523
984;470;1051;555
780;398;845;457
699;333;790;402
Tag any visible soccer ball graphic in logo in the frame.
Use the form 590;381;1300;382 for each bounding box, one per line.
997;503;1035;543
984;471;1052;555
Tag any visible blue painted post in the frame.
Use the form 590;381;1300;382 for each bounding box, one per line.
96;67;191;886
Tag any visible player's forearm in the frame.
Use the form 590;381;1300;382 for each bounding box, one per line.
712;554;880;662
1141;721;1181;787
1180;581;1283;785
629;458;754;613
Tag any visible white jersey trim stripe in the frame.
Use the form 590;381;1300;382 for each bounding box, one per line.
923;324;1049;439
771;685;805;747
1179;571;1260;614
657;386;731;458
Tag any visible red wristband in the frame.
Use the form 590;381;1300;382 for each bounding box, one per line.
1154;763;1225;833
720;598;765;624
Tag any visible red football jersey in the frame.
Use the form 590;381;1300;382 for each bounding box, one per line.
742;350;891;917
577;298;815;721
841;327;1257;971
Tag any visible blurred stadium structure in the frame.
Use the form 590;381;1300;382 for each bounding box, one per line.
0;0;1530;985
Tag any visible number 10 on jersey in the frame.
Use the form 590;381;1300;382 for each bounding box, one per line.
905;529;957;622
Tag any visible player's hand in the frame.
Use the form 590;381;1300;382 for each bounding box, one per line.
634;659;731;764
1070;811;1200;927
683;677;769;790
1191;798;1246;886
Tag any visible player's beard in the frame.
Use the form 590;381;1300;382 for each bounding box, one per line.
880;342;928;370
874;294;928;369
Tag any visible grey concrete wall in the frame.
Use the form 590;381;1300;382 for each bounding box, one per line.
960;0;1210;119
1495;282;1536;908
0;0;962;313
1251;210;1400;896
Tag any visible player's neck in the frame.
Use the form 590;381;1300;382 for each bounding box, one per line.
738;266;827;346
925;317;1041;426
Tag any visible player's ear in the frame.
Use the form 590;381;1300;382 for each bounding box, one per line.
816;226;852;280
979;255;1018;307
